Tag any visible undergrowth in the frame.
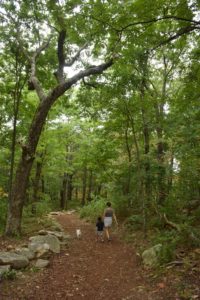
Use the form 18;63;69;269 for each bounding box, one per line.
1;270;17;281
79;196;108;222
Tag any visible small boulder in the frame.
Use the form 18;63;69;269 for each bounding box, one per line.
29;234;60;254
35;259;49;268
51;223;63;232
142;244;162;267
0;252;29;269
61;234;71;246
28;242;50;259
49;212;60;216
35;244;51;259
38;230;64;241
38;229;48;235
14;248;35;260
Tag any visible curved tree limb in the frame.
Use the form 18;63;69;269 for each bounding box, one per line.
46;59;114;106
120;16;200;32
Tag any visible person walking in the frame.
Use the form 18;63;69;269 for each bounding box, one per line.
96;216;104;242
103;202;118;241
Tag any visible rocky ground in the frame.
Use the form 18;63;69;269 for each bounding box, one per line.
0;212;200;300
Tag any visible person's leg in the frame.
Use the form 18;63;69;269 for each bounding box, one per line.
105;227;110;240
107;228;111;241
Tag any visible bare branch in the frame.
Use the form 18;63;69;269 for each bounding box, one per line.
65;42;88;67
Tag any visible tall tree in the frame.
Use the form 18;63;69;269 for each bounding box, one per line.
1;0;114;235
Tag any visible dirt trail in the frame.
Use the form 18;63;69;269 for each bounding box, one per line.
1;213;171;300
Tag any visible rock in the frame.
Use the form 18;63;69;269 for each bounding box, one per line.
59;234;71;247
16;271;26;279
0;252;29;269
7;245;14;251
14;248;35;260
38;230;47;235
66;210;76;215
49;211;60;216
63;234;71;241
0;265;11;276
51;223;63;232
35;259;49;268
28;242;50;259
142;244;162;267
38;230;64;241
35;244;51;259
29;234;60;254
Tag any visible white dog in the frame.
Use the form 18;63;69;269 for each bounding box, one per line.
76;229;82;239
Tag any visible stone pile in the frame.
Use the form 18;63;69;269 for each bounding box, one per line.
0;226;70;279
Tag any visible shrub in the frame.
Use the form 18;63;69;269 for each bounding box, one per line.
151;229;178;264
125;215;144;231
1;270;17;280
23;194;53;218
80;196;107;222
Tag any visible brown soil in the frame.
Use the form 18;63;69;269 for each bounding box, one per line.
0;213;197;300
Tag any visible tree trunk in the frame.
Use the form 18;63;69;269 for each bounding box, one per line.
66;174;73;205
41;176;45;193
60;172;67;210
32;164;42;202
124;124;132;198
124;101;141;207
167;151;174;195
87;170;93;202
6;151;34;235
139;53;151;238
141;99;151;209
32;152;45;202
156;124;166;204
156;55;169;204
65;144;74;207
75;187;78;201
81;167;88;206
6;99;53;235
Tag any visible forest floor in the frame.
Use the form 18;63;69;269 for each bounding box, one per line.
0;212;200;300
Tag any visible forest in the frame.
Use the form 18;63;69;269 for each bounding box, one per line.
0;0;200;266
